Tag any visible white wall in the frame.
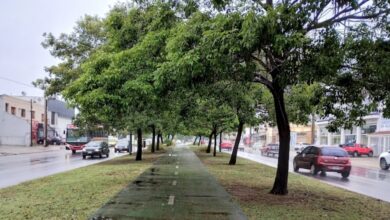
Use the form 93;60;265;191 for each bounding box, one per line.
55;116;72;138
0;111;30;146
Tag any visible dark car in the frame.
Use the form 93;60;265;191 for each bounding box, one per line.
261;144;279;157
37;136;63;145
115;139;130;153
82;141;110;159
293;146;351;178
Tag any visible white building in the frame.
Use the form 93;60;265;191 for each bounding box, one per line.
316;113;390;156
0;95;74;146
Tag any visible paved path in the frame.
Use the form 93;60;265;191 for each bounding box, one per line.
91;147;247;220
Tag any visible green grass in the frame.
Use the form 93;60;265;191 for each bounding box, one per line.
193;146;390;220
0;151;164;220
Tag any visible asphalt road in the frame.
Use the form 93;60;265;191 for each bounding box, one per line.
0;148;125;189
235;150;390;203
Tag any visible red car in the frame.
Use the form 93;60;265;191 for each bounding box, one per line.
293;146;351;178
220;141;233;150
341;143;373;157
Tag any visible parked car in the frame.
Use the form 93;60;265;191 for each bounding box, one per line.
37;136;63;145
379;150;390;170
294;143;310;152
341;143;373;157
115;139;129;153
293;146;351;178
82;141;110;159
261;144;279;157
221;141;233;150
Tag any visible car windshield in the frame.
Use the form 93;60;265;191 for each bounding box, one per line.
117;139;128;145
321;147;348;157
86;141;101;148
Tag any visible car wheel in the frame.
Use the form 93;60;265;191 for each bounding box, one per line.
82;155;86;159
310;164;318;175
56;141;61;145
114;149;117;153
341;171;350;178
320;171;326;176
72;150;76;154
106;153;109;158
353;151;359;157
99;153;102;158
293;160;299;172
368;152;373;157
380;158;390;170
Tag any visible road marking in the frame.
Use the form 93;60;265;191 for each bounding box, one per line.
176;165;179;169
169;154;172;156
174;171;178;175
168;195;175;205
172;180;177;186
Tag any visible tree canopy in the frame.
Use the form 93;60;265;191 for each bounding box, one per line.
37;0;390;195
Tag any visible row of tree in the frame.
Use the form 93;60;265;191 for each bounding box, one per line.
35;0;390;195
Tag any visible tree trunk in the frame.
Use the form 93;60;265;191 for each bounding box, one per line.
229;121;244;165
157;133;160;151
193;136;198;145
219;131;222;152
160;134;164;144
151;125;156;153
270;86;291;195
128;132;133;155
206;131;213;153
213;129;217;157
198;136;202;145
136;128;142;161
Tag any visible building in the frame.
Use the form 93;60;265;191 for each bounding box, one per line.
0;95;74;146
315;113;390;156
243;123;314;150
47;97;75;139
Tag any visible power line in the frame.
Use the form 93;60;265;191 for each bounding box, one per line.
0;76;41;90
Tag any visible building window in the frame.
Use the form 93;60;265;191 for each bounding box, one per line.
32;111;35;119
21;109;26;118
51;112;56;125
11;107;16;115
5;103;9;112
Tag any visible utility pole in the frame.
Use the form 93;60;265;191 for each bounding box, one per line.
44;98;48;147
30;99;33;147
311;113;315;144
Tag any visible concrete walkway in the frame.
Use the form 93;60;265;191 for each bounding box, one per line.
91;147;247;220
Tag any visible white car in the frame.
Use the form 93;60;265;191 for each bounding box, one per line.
379;151;390;170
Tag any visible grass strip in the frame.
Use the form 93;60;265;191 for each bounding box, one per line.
193;146;390;220
0;150;164;219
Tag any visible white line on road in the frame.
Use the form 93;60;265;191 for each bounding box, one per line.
168;195;175;205
174;171;178;175
176;165;179;169
172;180;177;186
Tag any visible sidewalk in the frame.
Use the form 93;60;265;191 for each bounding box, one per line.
0;145;63;156
91;147;247;220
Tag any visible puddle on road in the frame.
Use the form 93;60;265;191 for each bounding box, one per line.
30;156;57;165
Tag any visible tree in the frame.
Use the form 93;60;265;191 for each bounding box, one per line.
208;0;390;194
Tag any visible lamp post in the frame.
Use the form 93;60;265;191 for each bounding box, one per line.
30;99;33;147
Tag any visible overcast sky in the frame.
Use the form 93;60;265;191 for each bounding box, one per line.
0;0;127;97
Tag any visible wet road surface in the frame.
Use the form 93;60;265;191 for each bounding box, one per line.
234;150;390;203
0;148;124;189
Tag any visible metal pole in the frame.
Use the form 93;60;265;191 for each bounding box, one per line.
30;99;33;147
44;98;48;147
